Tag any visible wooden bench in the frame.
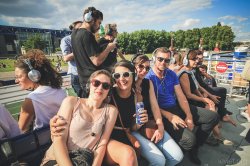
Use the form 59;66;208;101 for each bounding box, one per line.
0;75;72;106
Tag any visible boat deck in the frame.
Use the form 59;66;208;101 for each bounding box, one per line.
177;96;250;166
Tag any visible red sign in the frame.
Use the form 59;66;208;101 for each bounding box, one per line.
216;62;228;73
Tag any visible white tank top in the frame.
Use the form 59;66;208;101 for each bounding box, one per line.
27;86;67;130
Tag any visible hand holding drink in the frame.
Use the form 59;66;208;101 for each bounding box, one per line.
136;102;148;125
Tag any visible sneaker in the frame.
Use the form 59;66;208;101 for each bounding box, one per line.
206;135;219;146
240;111;250;122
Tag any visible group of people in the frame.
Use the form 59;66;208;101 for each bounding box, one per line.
0;5;248;166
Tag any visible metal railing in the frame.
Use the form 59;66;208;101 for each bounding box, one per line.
204;54;249;98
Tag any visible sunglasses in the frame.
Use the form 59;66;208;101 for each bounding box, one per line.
91;79;111;90
156;57;170;64
112;72;133;80
138;64;150;72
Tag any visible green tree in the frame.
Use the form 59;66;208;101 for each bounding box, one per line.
117;23;235;53
23;34;47;51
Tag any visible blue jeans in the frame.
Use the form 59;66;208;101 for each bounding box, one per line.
132;131;183;166
70;74;81;97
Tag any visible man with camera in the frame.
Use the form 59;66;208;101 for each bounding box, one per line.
98;23;126;71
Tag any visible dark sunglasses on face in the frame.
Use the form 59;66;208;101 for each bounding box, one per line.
138;64;150;72
112;71;133;80
156;57;170;64
91;79;111;90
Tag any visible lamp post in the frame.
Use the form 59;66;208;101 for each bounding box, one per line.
14;39;20;58
45;32;51;56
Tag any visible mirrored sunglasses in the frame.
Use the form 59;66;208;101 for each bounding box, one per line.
112;72;133;80
91;79;111;90
156;57;170;64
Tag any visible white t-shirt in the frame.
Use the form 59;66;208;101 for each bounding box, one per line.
27;86;67;130
0;104;21;139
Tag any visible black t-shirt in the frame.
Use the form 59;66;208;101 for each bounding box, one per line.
110;89;135;144
194;67;213;93
71;28;101;86
98;37;117;71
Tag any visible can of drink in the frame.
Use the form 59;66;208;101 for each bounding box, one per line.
136;102;144;125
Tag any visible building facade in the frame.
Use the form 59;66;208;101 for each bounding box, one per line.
0;25;70;58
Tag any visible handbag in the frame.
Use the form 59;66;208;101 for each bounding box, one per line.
139;119;158;140
241;60;250;81
69;148;94;166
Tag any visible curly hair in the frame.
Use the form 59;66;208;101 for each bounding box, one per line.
15;49;62;88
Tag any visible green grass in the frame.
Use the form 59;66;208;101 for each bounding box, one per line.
0;54;152;72
6;102;22;120
0;56;67;72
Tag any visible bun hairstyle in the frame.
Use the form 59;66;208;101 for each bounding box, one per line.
69;21;83;30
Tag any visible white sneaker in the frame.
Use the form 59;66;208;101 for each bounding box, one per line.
240;111;250;122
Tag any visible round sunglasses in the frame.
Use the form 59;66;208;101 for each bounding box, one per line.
91;79;111;90
137;64;150;72
112;71;133;80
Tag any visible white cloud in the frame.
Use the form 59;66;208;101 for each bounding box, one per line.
219;15;248;22
172;18;200;30
0;0;212;32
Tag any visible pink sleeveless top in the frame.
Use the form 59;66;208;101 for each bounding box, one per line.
41;98;109;165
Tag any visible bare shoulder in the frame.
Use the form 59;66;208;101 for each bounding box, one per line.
106;104;118;114
62;96;78;104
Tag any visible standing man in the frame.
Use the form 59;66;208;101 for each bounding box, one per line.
60;21;82;96
145;47;219;165
98;23;126;71
71;7;116;97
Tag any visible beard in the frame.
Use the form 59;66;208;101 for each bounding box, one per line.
90;23;99;34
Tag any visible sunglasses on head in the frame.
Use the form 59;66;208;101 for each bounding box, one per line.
91;79;111;90
112;72;133;80
156;57;171;63
138;64;150;72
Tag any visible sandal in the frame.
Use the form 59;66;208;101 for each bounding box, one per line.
216;137;234;146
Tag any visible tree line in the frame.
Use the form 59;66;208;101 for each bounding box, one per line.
22;23;235;54
117;23;235;54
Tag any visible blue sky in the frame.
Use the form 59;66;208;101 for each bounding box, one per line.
0;0;249;41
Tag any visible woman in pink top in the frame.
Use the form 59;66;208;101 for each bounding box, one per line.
42;70;118;166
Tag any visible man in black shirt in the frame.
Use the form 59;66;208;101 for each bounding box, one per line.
194;50;235;125
98;23;125;72
71;7;116;97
